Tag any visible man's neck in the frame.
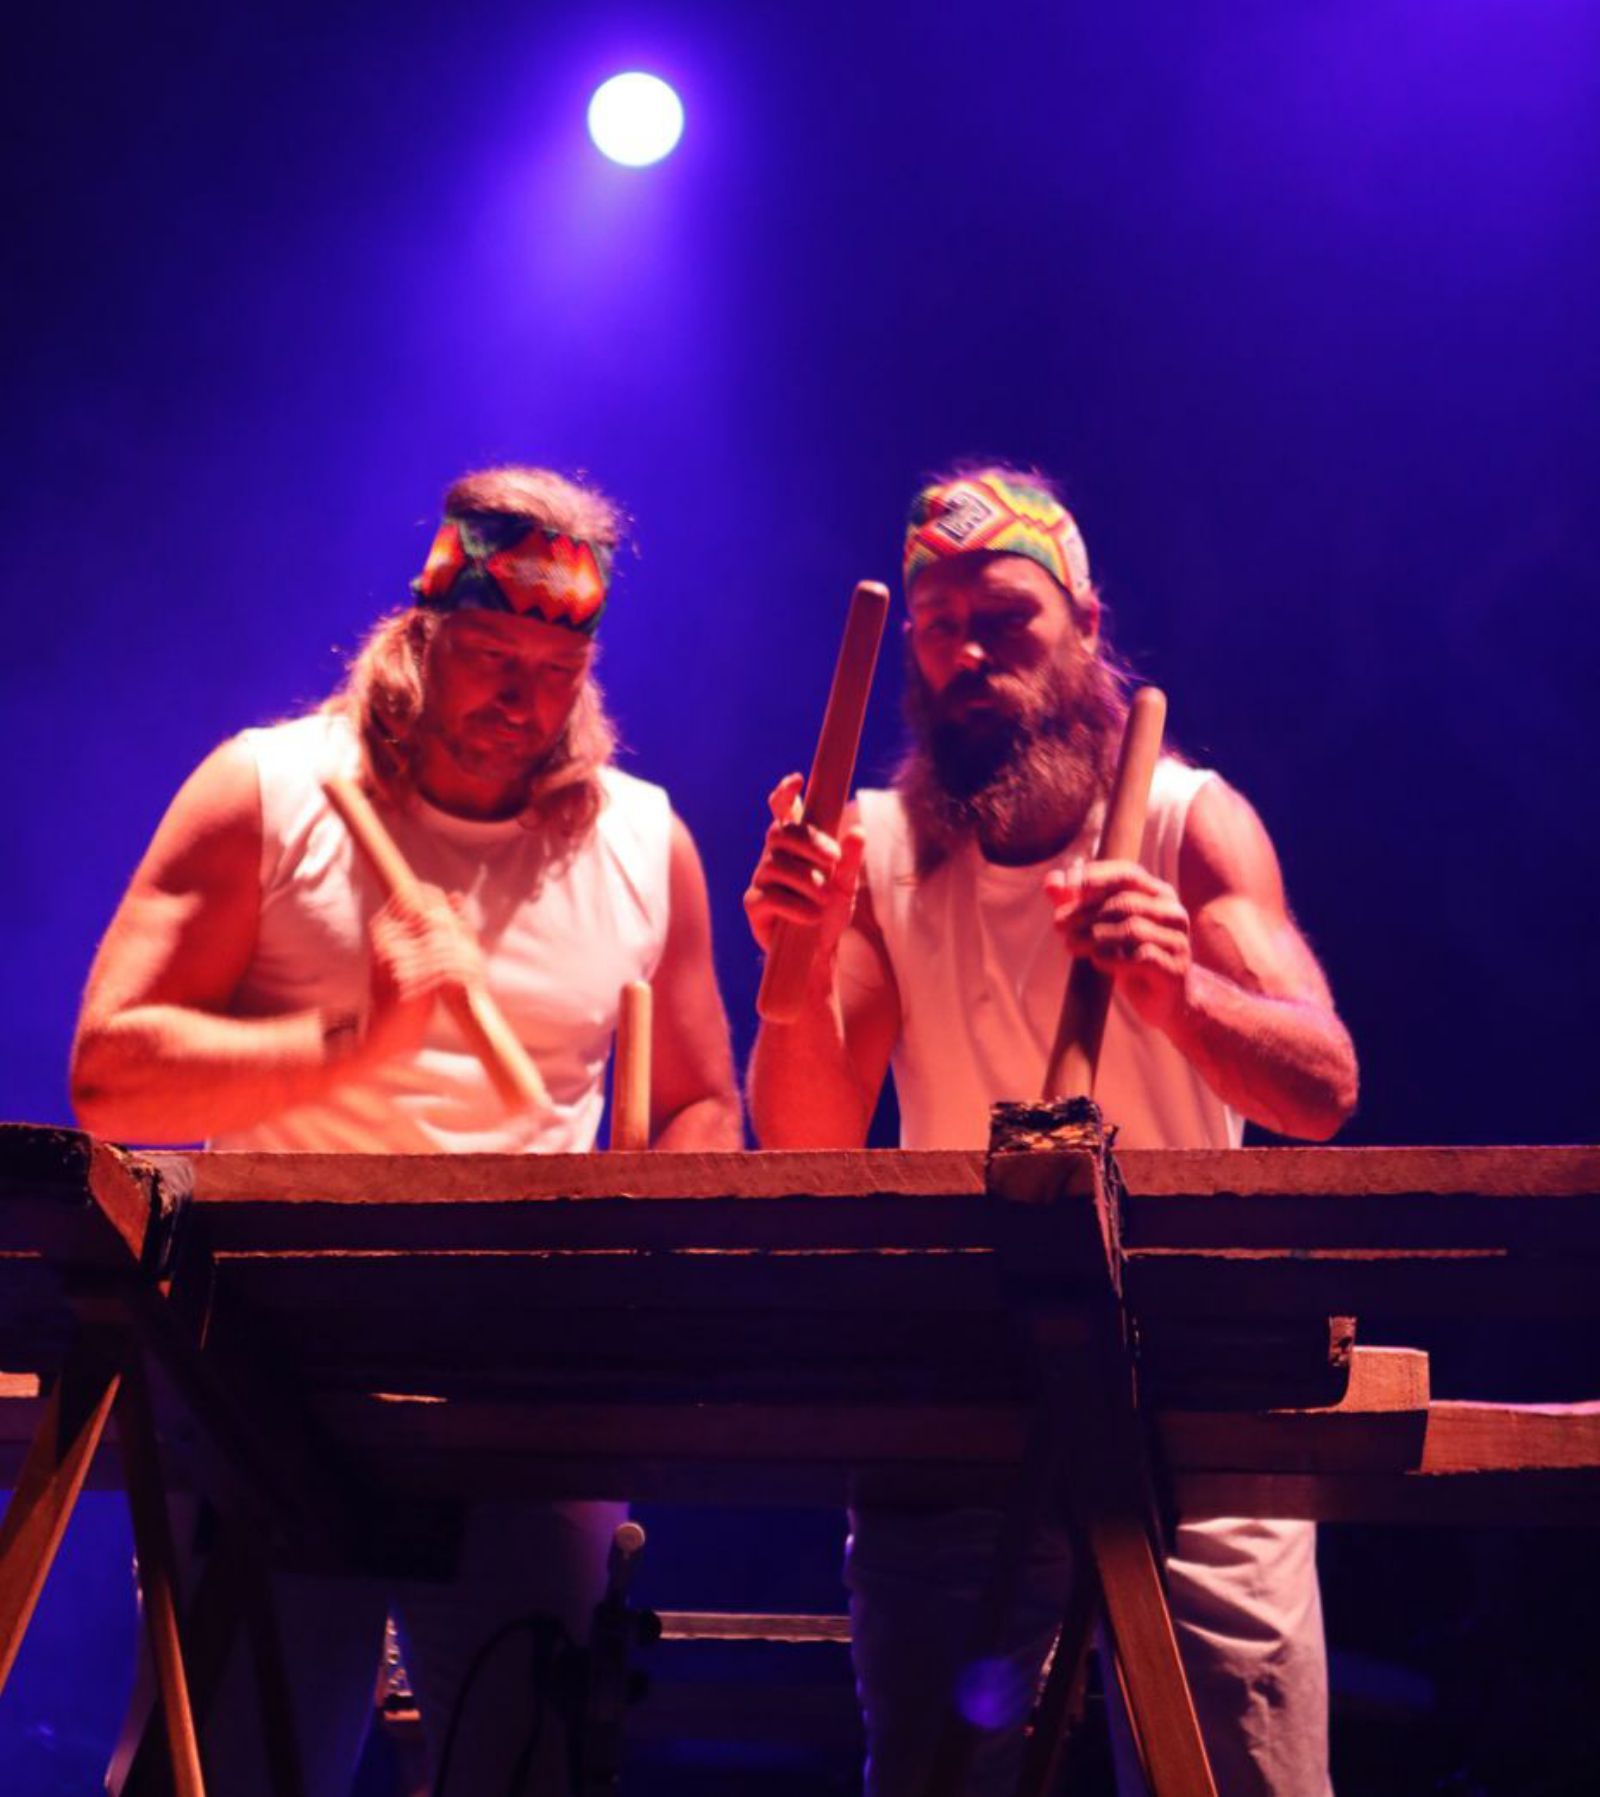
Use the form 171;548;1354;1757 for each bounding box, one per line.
413;758;527;822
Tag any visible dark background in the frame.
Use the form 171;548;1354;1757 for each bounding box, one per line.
3;1;1596;1789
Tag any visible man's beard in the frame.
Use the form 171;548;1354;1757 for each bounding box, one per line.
895;644;1126;871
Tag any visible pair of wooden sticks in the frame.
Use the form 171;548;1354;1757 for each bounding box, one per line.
319;778;651;1149
757;583;1167;1103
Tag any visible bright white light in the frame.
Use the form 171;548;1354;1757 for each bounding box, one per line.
587;72;684;168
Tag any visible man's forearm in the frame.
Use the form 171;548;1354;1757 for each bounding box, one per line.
1162;965;1359;1141
748;982;873;1149
70;1003;361;1144
652;1091;745;1151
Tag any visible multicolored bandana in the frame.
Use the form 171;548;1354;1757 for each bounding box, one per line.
903;473;1091;601
411;509;612;635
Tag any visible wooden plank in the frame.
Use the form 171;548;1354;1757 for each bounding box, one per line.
154;1143;1600;1266
1125;1192;1600;1253
1138;1315;1354;1411
166;1141;1600;1207
655;1611;852;1643
1119;1145;1600;1199
203;1330;1032;1410
208;1250;1013;1315
167;1147;989;1207
1176;1397;1600;1524
314;1349;1429;1474
1174;1468;1600;1527
1157;1348;1430;1472
1125;1251;1599;1318
1417;1397;1600;1471
191;1194;1005;1256
319;1397;1036;1465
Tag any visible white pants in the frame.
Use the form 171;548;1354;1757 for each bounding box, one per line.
846;1507;1332;1797
109;1498;626;1797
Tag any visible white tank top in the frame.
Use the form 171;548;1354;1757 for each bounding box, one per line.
211;713;672;1154
858;760;1242;1153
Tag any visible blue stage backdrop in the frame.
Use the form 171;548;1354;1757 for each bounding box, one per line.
3;2;1597;1790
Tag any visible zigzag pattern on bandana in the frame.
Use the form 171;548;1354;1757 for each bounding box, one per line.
411;510;612;635
903;473;1091;600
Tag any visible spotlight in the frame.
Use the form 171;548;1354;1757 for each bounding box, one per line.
587;72;685;168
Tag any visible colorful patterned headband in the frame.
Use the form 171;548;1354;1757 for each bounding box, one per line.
903;473;1091;601
411;509;612;635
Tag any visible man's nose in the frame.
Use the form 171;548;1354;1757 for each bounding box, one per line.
495;668;536;716
956;639;988;673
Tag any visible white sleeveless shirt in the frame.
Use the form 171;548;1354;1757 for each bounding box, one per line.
858;760;1242;1153
211;713;672;1155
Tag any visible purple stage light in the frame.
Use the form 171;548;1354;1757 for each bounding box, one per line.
955;1654;1030;1731
587;72;684;168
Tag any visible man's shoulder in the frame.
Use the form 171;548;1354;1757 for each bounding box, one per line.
242;710;360;786
599;762;668;802
1151;755;1218;812
598;763;672;822
850;787;906;836
597;764;675;858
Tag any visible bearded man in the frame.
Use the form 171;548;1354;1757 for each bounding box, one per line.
72;465;741;1795
745;465;1359;1795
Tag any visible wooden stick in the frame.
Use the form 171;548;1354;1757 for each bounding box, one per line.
610;981;652;1151
757;580;890;1024
1042;687;1168;1101
321;776;550;1116
116;1347;209;1797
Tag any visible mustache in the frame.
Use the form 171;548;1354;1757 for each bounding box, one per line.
932;666;1036;720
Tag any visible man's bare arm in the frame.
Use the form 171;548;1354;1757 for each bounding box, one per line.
647;815;744;1150
1051;776;1358;1140
745;781;901;1149
70;740;476;1143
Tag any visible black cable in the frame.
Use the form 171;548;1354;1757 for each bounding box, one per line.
431;1612;573;1797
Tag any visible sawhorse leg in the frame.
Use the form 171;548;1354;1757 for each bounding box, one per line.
1087;1516;1213;1797
116;1344;209;1797
1012;1548;1099;1797
0;1332;122;1696
117;1510;307;1797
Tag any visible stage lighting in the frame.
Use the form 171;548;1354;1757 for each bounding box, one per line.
587;72;684;167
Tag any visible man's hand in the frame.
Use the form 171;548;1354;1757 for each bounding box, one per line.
358;886;486;1068
1046;858;1193;1032
744;773;866;965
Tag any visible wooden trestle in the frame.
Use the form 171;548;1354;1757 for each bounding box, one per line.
1;1123;1598;1793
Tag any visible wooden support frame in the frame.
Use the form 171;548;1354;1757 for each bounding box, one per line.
0;1330;122;1698
116;1512;308;1797
2;1125;1599;1789
116;1344;208;1797
989;1112;1218;1797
